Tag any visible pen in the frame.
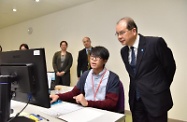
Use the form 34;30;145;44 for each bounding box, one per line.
36;114;49;121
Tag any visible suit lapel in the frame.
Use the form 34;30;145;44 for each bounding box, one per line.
135;34;146;75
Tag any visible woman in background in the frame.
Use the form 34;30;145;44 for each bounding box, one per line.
52;41;73;86
0;45;2;52
19;43;29;50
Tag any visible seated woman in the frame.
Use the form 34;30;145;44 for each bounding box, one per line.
50;46;120;112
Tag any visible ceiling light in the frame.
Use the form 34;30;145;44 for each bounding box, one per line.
35;0;40;2
12;8;17;12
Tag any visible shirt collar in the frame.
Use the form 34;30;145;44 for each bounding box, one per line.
128;34;140;49
91;68;107;76
86;48;91;50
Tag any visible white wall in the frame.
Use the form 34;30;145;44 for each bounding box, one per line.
0;0;186;120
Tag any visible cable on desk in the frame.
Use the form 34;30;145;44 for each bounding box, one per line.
7;94;32;122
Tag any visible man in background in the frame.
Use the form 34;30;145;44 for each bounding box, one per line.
77;37;93;79
116;17;176;122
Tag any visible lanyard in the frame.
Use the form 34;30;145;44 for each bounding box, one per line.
91;69;107;100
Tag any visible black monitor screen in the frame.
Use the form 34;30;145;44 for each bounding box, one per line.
0;48;50;108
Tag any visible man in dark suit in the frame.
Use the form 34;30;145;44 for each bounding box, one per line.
116;17;176;122
77;37;93;79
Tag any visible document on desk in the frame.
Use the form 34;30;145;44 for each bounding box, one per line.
58;107;104;122
40;102;83;117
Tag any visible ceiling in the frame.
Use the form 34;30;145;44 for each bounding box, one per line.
0;0;95;29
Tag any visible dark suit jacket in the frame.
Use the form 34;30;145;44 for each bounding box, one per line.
121;34;176;117
77;48;92;77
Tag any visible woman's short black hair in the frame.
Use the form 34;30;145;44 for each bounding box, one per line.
91;46;109;60
19;43;29;50
0;45;2;52
60;41;68;47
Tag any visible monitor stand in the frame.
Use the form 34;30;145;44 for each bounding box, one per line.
9;116;35;122
0;76;34;122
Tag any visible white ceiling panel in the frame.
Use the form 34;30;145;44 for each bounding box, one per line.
0;0;95;29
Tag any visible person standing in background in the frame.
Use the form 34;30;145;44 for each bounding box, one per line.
52;41;73;86
77;37;93;79
0;45;2;52
116;17;176;122
19;43;29;50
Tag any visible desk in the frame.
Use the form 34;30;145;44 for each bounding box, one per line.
10;85;125;122
11;101;124;122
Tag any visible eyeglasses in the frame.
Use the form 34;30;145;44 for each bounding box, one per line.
115;30;129;36
90;56;102;61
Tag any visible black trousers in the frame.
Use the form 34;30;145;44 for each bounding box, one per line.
55;75;70;86
132;99;167;122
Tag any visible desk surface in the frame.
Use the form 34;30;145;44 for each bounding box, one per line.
11;101;124;122
10;85;125;122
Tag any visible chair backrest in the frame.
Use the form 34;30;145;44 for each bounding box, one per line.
116;81;125;114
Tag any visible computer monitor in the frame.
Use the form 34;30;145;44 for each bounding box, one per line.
0;48;50;122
